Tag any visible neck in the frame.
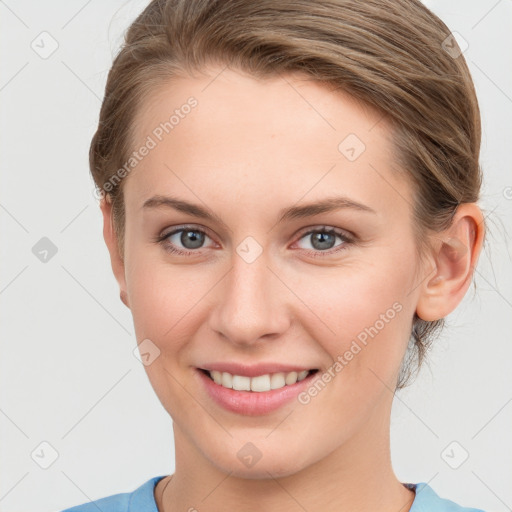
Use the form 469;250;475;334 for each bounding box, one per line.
159;402;415;512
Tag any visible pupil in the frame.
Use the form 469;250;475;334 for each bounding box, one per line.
312;232;334;250
182;230;204;249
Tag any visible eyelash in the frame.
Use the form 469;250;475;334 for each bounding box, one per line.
153;225;354;258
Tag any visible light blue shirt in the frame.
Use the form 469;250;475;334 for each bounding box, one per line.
60;476;487;512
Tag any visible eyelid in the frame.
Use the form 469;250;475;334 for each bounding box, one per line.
293;224;355;241
159;224;214;239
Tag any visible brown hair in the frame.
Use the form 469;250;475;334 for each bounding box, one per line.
90;0;484;389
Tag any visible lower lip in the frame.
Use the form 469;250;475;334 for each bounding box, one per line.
195;368;319;416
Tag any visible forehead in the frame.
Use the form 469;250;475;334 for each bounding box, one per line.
125;67;411;218
133;66;388;148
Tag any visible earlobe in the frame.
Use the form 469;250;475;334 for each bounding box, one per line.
415;204;484;322
99;196;130;309
120;290;130;308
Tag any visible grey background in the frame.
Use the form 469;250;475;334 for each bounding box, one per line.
0;1;511;510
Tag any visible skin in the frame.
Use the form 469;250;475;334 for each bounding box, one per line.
100;66;484;512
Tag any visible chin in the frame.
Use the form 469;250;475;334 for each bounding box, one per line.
204;440;313;480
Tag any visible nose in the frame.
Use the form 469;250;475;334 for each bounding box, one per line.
207;250;292;347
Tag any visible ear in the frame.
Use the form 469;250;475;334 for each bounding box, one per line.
415;203;485;322
99;196;130;309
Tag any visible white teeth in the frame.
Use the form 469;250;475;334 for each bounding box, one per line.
297;370;309;381
251;374;270;392
285;371;298;385
208;369;312;392
270;372;285;390
221;372;232;388
232;375;251;391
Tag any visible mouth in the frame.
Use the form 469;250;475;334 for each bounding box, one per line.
198;368;319;393
196;366;321;415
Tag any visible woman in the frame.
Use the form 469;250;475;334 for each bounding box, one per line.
62;0;487;510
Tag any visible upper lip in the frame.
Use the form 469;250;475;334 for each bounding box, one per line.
198;362;318;377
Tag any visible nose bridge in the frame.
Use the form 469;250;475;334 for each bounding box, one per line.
209;246;290;345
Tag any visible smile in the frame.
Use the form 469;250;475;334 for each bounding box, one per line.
201;368;318;392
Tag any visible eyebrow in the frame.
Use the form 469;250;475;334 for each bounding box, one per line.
141;194;376;226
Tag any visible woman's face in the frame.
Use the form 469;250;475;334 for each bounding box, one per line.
106;66;430;477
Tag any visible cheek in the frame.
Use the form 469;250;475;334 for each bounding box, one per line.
124;254;208;410
297;252;415;381
126;241;196;319
305;259;410;323
125;250;220;369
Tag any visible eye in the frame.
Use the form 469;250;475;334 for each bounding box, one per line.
154;226;215;256
154;225;354;258
293;226;353;257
